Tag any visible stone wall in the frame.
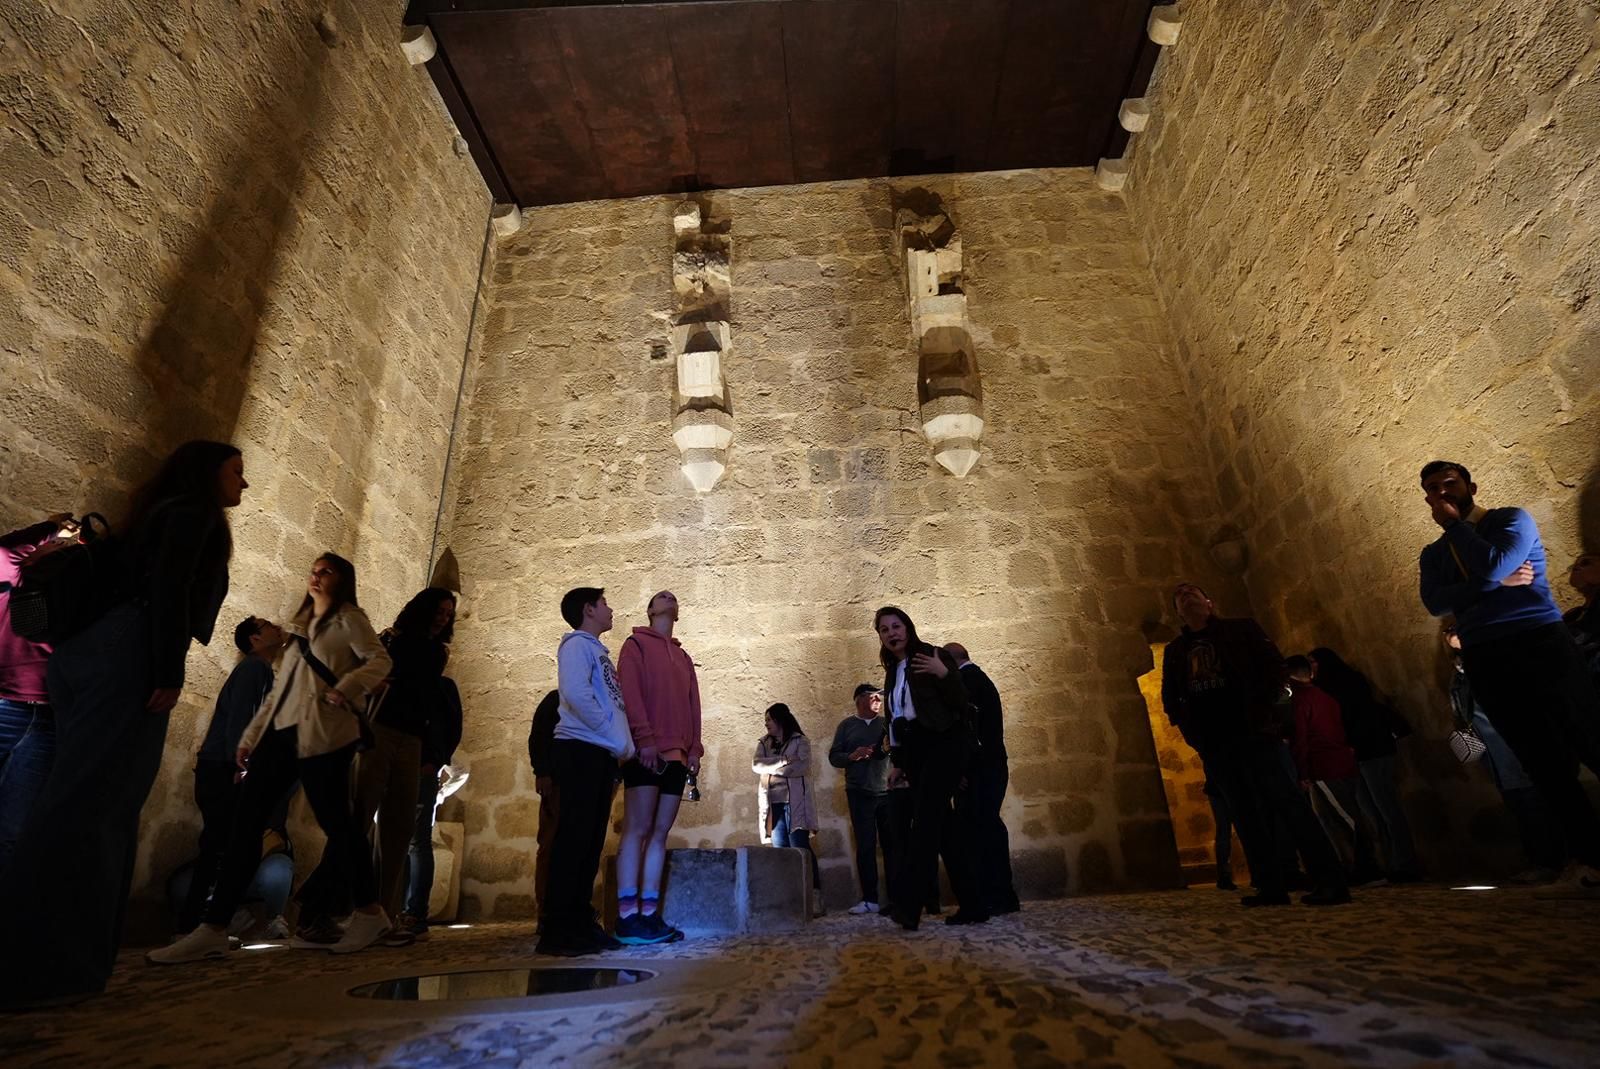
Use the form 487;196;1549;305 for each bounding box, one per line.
1128;0;1600;872
438;170;1250;919
0;0;489;922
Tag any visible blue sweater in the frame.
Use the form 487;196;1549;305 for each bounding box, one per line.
1418;507;1563;646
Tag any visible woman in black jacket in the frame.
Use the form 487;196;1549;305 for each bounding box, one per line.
875;606;986;930
0;441;244;1006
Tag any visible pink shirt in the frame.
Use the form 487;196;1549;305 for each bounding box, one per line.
0;521;59;703
616;626;704;762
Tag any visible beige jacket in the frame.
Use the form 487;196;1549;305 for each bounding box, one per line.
754;734;818;839
238;602;392;759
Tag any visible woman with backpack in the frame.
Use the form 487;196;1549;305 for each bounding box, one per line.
148;552;393;964
0;441;245;1007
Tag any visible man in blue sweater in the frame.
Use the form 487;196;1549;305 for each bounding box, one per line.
1418;460;1600;896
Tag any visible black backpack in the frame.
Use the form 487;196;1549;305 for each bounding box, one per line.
6;513;119;644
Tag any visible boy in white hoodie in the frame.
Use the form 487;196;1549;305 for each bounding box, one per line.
537;587;636;956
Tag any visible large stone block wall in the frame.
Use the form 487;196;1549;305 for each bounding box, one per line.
438;171;1250;919
1128;0;1600;871
0;0;489;921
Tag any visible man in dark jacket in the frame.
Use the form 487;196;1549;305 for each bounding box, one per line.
828;684;892;915
945;643;1020;914
1161;583;1349;907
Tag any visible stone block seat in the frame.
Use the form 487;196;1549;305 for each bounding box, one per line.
603;847;811;935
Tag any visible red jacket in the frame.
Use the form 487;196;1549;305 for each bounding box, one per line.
616;626;704;761
1290;682;1358;782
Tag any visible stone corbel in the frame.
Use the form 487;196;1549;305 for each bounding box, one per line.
897;200;983;477
669;202;733;491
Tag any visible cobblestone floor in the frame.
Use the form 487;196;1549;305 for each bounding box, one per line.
3;886;1595;1068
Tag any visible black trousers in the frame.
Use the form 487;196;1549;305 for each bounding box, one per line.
897;726;983;918
1463;622;1600;867
961;758;1019;910
845;788;891;904
540;738;615;935
178;761;242;932
206;728;373;926
1204;734;1346;896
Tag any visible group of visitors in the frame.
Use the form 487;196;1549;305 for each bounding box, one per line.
2;442;1594;1002
1165;460;1600;908
525;588;1022;956
0;442;464;1007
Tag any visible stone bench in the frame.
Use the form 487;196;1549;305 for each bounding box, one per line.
603;847;811;935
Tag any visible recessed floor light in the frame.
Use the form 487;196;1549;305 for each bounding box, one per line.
1450;885;1497;891
243;943;283;950
446;924;471;929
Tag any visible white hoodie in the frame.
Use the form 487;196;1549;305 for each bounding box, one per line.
555;630;636;760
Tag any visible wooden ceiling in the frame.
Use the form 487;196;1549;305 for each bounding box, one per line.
405;0;1166;207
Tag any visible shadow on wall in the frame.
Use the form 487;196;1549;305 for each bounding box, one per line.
132;27;333;454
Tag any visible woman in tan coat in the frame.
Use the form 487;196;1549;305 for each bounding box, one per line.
149;553;393;964
754;703;822;912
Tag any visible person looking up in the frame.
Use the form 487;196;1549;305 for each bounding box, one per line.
1;441;244;1007
1160;583;1349;907
615;590;702;945
1417;460;1600;898
148;552;395;964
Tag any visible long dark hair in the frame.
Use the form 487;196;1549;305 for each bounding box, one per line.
122;440;240;562
1308;647;1376;708
296;552;358;630
874;605;927;672
765;702;804;744
393;587;456;643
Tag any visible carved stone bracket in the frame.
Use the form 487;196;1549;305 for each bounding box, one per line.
897;198;983;477
669;202;733;491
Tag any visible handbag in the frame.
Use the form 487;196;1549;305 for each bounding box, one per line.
293;634;378;752
1448;726;1487;764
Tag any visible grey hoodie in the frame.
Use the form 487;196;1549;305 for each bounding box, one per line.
555;630;635;760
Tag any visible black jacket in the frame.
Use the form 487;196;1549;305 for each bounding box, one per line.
376;631;450;739
959;662;1007;763
528;688;560;776
422;677;463;769
122;498;230;689
882;643;969;735
1161;616;1285;752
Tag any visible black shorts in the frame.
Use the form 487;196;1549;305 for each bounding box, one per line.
620;758;689;796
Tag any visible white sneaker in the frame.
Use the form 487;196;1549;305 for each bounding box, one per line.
332;908;392;954
1533;864;1600;900
262;915;291;940
147;925;231;965
847;901;879;915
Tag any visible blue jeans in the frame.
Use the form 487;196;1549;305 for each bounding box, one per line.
1357;753;1420;877
0;697;57;872
404;769;438;920
770;802;820;890
0;604;168;1002
168;851;295;926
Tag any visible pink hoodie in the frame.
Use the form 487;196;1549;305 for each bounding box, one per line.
616;626;704;761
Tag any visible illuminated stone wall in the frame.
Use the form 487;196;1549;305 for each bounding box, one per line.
0;0;489;925
437;171;1247;918
1127;0;1600;869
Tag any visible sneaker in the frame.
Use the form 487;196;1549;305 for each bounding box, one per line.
890;906;920;931
1533;864;1600;900
640;913;684;943
847;901;879;915
1240;892;1292;908
616;912;673;946
290;917;343;949
538;926;619;957
393;912;431;941
1301;887;1352;906
1215;878;1238;891
147;925;232;965
331;909;392;955
262;915;291;941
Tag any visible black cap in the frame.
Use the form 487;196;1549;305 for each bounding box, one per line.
853;683;880;699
